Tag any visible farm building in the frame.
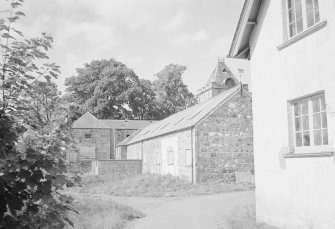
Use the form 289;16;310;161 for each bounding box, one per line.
70;112;156;162
121;60;253;184
229;0;335;228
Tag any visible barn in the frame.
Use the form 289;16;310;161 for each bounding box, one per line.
121;60;254;183
70;112;156;161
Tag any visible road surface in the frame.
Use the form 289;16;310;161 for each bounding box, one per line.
111;191;255;229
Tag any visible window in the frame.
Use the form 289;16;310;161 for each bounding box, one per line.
167;147;174;165
291;93;328;150
84;134;92;139
287;0;320;38
185;149;192;166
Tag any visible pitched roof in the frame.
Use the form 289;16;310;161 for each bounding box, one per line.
127;86;250;145
228;0;263;59
117;129;143;147
72;112;157;130
205;59;239;87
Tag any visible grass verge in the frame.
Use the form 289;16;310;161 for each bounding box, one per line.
69;173;254;197
226;205;278;229
67;196;145;229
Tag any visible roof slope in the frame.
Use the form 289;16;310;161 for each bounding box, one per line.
72;112;157;130
117;129;143;147
228;0;263;59
205;60;239;87
128;86;249;145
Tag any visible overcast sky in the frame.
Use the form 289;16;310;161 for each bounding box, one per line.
11;0;249;94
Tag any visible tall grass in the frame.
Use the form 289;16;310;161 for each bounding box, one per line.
69;173;253;197
67;197;145;229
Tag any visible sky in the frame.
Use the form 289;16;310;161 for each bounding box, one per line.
7;0;250;94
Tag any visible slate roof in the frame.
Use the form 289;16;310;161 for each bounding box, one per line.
117;129;143;147
72;112;157;130
127;86;250;145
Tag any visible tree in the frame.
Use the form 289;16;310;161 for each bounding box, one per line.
64;59;140;119
153;64;196;118
122;79;161;120
0;1;75;228
18;81;64;128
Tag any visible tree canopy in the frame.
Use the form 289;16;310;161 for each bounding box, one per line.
153;64;196;118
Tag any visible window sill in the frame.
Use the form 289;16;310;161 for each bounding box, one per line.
277;20;327;51
283;151;334;159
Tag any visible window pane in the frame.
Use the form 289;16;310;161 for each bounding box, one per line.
306;0;313;12
321;96;326;111
290;23;296;37
302;101;308;115
289;8;295;22
313;0;319;8
294;103;301;116
313;113;321;129
303;132;310;146
296;2;303;19
288;0;293;9
313;98;320;113
307;11;315;28
315;7;320;23
295;117;302;131
322;112;327;128
302;116;309;130
296;133;302;147
297;18;304;33
314;130;322;145
322;129;328;145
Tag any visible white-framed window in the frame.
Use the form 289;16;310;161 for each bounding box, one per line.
286;0;320;38
167;147;174;165
290;93;328;152
185;149;192;166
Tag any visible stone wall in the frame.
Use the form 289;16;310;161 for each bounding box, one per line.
72;128;138;161
72;128;111;160
195;92;253;183
92;160;142;176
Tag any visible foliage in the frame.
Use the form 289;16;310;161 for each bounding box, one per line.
64;59;140;120
0;0;75;228
67;197;144;229
153;64;196;118
121;79;161;120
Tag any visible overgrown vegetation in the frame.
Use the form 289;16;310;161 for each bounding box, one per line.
226;205;278;229
69;174;254;197
0;1;76;228
66;197;145;229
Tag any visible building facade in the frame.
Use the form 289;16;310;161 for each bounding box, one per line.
123;62;254;184
70;112;155;161
229;0;335;228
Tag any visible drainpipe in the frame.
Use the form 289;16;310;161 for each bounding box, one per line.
113;120;116;160
191;126;196;184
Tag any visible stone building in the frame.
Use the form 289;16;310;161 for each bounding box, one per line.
229;0;335;228
70;112;155;162
122;61;253;184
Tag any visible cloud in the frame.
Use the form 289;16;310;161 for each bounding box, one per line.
163;11;186;31
173;29;210;44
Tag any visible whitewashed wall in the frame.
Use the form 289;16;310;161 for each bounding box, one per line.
250;0;335;228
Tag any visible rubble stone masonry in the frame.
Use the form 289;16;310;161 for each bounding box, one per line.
195;92;253;182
